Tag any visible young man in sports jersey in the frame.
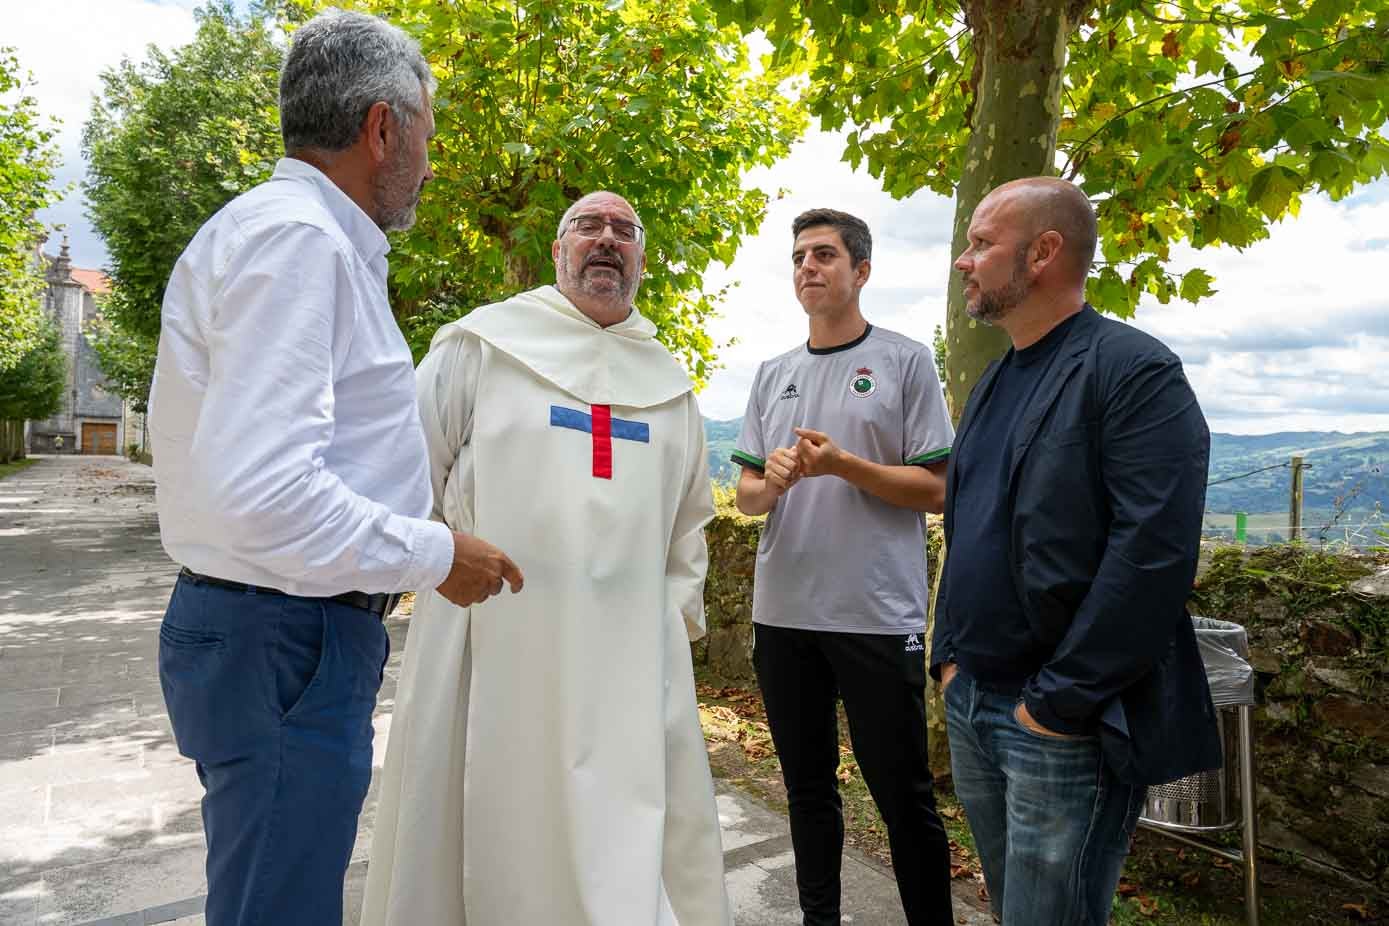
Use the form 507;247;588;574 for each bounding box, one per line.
733;208;955;925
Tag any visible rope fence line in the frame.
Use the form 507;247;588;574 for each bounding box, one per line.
1206;461;1292;488
1202;455;1385;548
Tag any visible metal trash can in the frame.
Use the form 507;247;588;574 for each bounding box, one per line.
1141;617;1256;831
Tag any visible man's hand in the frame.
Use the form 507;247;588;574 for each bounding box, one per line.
764;446;801;495
793;428;846;478
939;662;958;694
436;531;524;608
1014;701;1083;739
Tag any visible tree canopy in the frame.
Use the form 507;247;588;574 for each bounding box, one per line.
0;48;61;373
83;0;804;406
285;0;806;376
709;0;1389;410
0;318;66;422
82;2;283;409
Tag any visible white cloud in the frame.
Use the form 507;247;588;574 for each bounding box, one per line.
6;0;200;267
1125;192;1389;433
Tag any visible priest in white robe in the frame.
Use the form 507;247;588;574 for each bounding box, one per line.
361;191;732;925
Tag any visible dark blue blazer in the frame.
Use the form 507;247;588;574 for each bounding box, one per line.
935;305;1222;786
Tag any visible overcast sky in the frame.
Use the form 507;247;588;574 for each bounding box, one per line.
8;0;1389;435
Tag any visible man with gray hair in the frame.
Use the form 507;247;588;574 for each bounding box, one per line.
363;191;731;924
148;9;522;925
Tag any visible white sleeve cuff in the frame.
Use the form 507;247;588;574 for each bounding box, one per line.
405;518;456;593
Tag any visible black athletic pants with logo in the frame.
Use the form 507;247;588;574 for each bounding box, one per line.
753;622;954;926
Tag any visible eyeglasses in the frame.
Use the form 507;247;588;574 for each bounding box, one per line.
564;214;645;245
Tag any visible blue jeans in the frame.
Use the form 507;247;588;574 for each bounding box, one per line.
158;573;388;926
944;667;1145;926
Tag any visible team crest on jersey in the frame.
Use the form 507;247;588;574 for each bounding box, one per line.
849;367;877;398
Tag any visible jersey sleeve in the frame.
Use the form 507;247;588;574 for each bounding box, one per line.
901;342;955;466
732;362;768;471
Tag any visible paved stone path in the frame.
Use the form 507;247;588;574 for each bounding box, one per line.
0;456;991;925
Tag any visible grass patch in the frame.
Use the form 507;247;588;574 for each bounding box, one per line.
696;670;1384;925
0;458;37;481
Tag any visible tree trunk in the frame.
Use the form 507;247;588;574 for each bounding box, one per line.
943;0;1080;420
504;247;541;293
927;0;1082;778
1;419;22;463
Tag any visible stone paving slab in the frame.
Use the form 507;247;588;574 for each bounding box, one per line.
1;457;994;926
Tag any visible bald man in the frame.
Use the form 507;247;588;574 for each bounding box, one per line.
363;192;732;925
930;177;1221;926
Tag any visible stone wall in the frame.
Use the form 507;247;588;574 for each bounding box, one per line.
1189;544;1388;891
692;509;761;677
697;511;1389;892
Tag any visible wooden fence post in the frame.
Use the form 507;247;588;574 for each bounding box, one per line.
1289;455;1305;542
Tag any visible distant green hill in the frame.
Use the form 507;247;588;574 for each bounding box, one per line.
1207;431;1389;511
705;417;743;484
706;418;1389;529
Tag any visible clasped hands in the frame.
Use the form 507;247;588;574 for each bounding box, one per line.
765;428;844;496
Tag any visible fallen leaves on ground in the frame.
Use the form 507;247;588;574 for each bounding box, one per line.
702;704;741;727
698;688;777;767
1342;902;1373;921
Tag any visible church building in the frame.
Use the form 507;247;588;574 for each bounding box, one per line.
25;236;133;455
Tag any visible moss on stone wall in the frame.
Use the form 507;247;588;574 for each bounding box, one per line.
696;503;762;677
1191;544;1389;890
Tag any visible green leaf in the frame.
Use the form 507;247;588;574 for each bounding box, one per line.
1179;268;1216;303
1088;267;1130;316
1247;165;1302;219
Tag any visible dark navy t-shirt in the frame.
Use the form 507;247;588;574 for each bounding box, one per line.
939;313;1079;687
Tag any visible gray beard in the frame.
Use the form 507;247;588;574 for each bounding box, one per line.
559;243;637;304
372;149;420;233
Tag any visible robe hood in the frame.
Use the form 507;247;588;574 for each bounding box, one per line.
432;285;692;409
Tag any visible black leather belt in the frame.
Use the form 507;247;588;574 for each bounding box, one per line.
178;567;401;619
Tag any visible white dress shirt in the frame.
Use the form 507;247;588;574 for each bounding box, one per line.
149;158;454;597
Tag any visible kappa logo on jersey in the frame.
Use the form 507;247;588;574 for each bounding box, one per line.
849;367;877;398
904;634;924;653
779;383;800;401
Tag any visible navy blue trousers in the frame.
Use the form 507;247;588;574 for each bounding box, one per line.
158;572;388;926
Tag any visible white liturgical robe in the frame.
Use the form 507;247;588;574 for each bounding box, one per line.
361;286;731;926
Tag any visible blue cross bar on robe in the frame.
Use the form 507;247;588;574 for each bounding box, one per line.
550;404;650;479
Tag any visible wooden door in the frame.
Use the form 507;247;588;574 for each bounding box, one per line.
82;422;118;455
